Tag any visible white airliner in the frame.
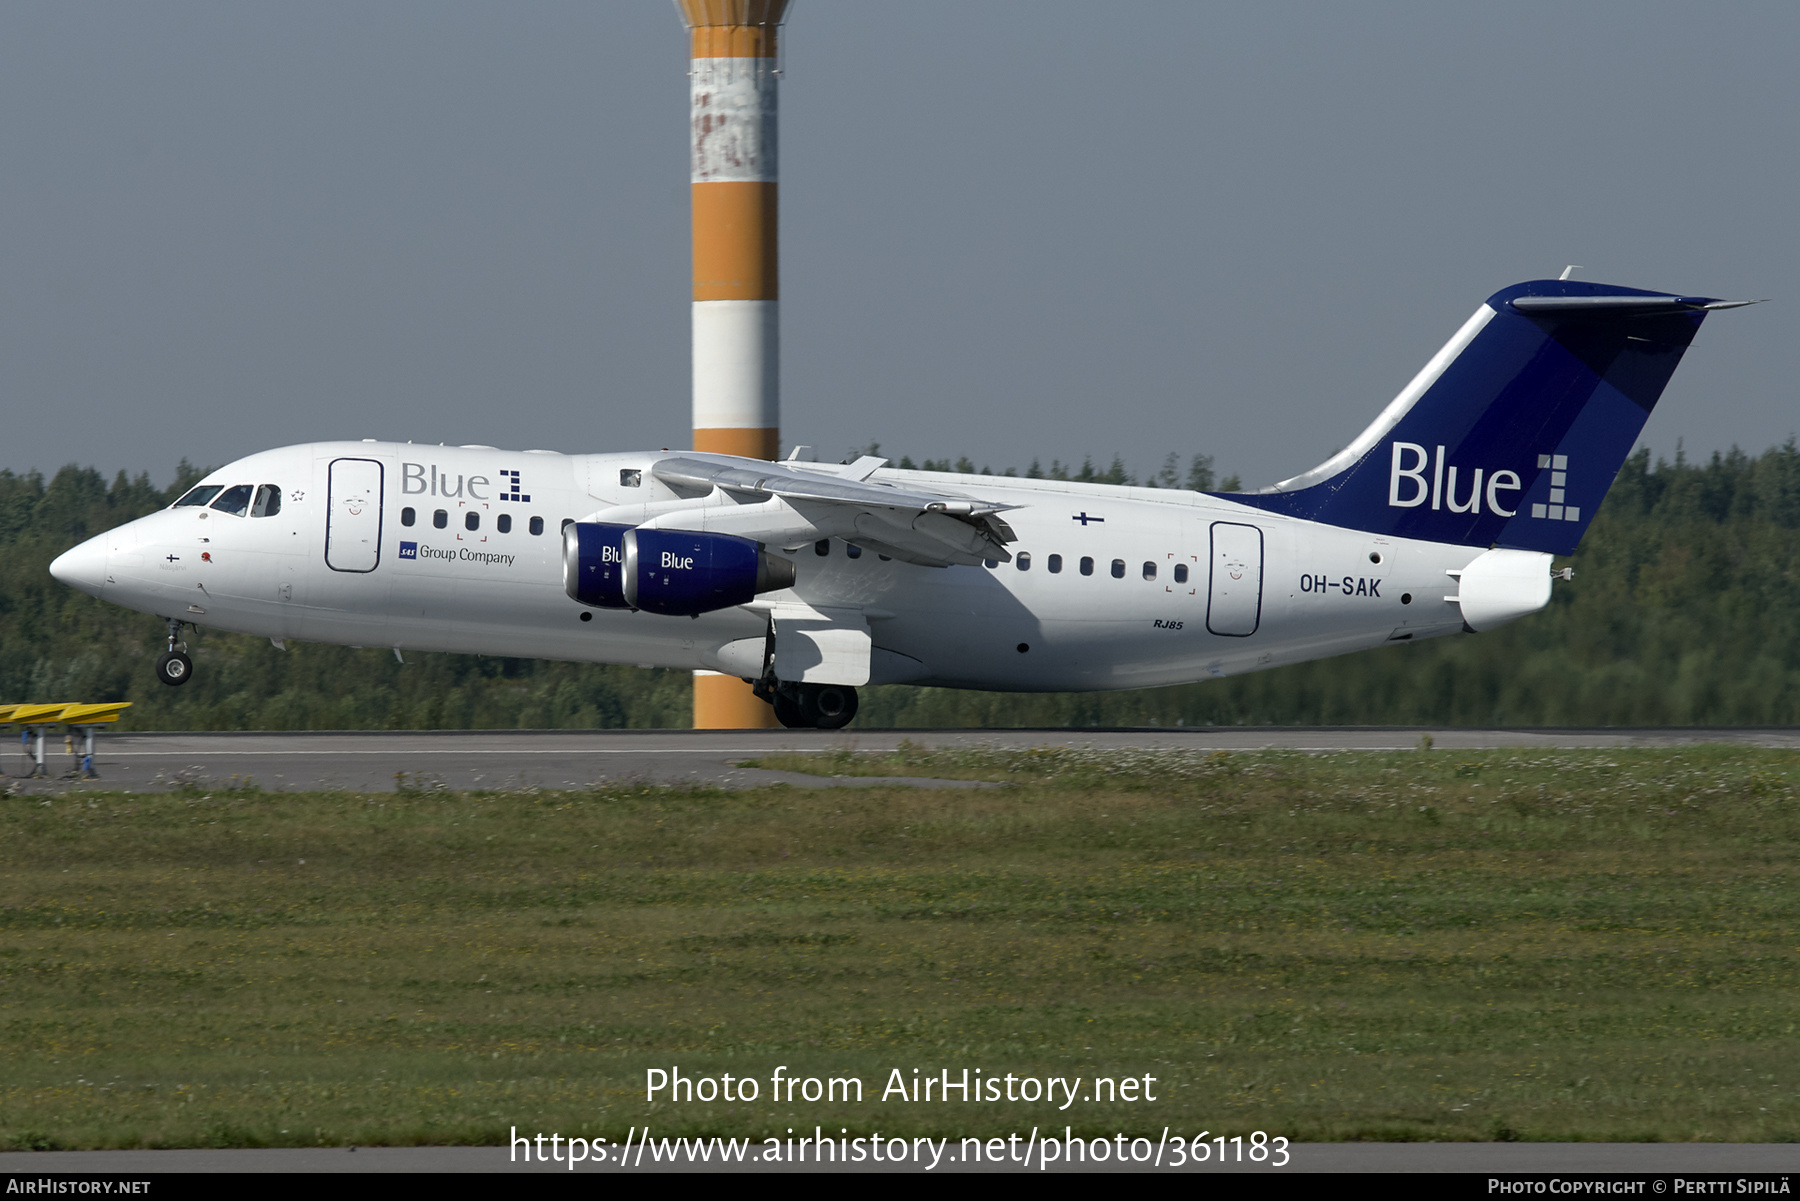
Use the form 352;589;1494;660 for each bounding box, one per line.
51;279;1747;728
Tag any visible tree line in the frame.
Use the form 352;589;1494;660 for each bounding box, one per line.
4;442;1799;729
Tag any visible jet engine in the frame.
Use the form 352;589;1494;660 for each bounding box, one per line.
562;523;796;617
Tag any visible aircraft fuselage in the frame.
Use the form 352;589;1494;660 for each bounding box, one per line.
62;441;1487;691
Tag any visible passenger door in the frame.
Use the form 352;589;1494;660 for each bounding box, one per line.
1207;521;1263;636
325;458;384;573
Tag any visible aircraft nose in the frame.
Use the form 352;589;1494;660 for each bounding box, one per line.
50;535;108;599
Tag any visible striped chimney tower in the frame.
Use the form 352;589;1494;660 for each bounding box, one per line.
678;0;789;730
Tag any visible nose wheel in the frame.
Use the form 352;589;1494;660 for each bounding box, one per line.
157;619;194;687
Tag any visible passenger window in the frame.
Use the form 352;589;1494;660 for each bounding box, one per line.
561;519;574;533
400;507;416;527
174;485;224;508
846;543;862;559
1048;554;1062;574
434;510;448;529
1174;563;1189;584
1016;552;1031;571
251;484;282;518
210;484;254;516
465;512;480;531
984;559;998;569
529;516;544;536
497;514;512;534
1080;556;1094;576
620;469;642;488
816;540;830;557
1143;562;1156;580
1111;559;1125;579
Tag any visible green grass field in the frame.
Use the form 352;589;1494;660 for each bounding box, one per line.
2;745;1796;1149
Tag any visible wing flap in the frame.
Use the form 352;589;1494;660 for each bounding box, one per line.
647;455;1016;565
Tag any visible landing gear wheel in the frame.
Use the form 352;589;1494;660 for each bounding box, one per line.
798;683;858;731
156;650;193;687
771;692;807;729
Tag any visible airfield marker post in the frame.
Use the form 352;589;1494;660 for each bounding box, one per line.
79;726;98;779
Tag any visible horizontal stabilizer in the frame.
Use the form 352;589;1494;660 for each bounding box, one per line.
1511;295;1762;315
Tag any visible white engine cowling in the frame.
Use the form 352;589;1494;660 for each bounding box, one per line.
1453;548;1553;632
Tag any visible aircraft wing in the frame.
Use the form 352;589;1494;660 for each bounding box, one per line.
605;455;1020;568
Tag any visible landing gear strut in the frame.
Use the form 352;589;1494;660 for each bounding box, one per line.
755;679;859;730
156;618;193;687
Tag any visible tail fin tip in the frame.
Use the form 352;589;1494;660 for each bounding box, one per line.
1234;277;1747;555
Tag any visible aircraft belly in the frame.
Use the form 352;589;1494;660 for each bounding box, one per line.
421;599;764;667
298;574;396;642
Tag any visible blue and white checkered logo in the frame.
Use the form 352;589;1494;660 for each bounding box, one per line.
1531;454;1579;523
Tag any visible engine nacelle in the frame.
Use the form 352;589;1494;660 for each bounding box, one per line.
562;523;796;617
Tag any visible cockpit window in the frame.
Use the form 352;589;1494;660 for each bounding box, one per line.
251;484;282;518
174;485;224;508
210;484;254;516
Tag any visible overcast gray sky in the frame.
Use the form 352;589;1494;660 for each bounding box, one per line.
3;1;1793;489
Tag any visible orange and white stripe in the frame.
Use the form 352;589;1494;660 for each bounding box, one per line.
680;0;787;463
678;1;789;729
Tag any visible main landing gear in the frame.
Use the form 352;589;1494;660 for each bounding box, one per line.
755;679;859;730
156;618;193;687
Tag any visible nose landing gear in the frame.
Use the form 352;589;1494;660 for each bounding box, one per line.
754;679;859;730
156;619;193;687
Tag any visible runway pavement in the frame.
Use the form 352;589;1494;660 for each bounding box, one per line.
4;726;1799;795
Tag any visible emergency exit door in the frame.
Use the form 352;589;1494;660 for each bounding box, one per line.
1207;521;1263;637
325;458;383;573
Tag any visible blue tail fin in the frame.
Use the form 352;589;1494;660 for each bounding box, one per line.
1232;279;1741;555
